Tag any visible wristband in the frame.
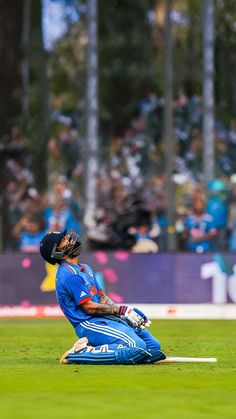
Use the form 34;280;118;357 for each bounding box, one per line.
117;305;127;315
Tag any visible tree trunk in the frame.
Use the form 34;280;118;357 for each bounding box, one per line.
84;0;99;228
21;0;31;121
203;0;215;190
163;0;176;251
30;0;49;192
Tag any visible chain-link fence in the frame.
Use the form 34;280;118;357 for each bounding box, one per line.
1;0;236;253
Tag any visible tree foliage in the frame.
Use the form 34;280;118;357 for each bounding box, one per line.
1;0;236;145
98;0;156;135
48;0;156;135
172;0;203;96
215;0;236;124
48;19;87;117
0;0;22;137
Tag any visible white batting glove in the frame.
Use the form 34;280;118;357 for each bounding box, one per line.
117;306;151;329
139;319;152;330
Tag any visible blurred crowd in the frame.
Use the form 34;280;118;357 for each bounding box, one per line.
2;91;236;254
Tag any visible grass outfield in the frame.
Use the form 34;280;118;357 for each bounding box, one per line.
0;319;235;419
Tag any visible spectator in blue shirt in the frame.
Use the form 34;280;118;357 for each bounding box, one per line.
43;197;80;234
182;197;218;253
12;213;46;252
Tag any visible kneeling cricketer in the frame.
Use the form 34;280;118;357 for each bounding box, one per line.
40;230;166;365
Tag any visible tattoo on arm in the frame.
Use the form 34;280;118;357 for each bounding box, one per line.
94;303;119;315
99;293;116;307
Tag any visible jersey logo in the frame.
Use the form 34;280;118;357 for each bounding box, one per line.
88;271;94;278
80;291;87;297
89;285;97;296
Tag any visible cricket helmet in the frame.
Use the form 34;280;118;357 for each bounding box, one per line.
40;230;82;265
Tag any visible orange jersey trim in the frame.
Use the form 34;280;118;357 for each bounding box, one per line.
79;296;92;305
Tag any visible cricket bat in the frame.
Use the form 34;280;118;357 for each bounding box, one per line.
156;356;217;363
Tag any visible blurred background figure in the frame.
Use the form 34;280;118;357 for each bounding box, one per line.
182;197;218;253
12;213;46;253
43;197;81;235
206;179;228;250
86;208;113;250
227;175;236;251
128;209;159;253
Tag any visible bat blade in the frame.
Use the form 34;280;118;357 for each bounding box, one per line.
156;356;217;363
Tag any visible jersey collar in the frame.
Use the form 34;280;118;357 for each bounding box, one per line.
62;261;86;272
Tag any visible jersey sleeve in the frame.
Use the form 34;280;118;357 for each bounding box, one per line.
94;276;103;296
66;275;92;305
82;263;104;296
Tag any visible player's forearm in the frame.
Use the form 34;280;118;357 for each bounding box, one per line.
81;301;150;329
81;300;119;315
93;303;119;315
99;293;116;307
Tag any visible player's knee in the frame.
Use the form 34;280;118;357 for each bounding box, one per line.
133;337;147;350
153;340;161;351
147;337;161;351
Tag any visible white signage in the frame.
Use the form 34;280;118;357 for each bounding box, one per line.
201;261;236;303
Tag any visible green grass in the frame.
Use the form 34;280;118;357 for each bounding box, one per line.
0;319;235;419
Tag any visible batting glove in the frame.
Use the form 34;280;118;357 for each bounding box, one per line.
117;306;151;329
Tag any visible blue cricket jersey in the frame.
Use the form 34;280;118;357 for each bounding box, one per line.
56;261;103;328
184;212;217;252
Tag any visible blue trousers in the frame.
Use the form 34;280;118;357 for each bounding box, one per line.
75;316;161;353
